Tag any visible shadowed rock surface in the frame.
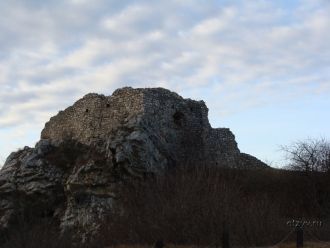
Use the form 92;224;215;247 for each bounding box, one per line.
0;87;268;242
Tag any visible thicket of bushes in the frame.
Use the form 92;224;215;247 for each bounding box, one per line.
99;165;330;247
3;164;330;247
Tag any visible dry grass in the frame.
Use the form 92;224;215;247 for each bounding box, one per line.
106;243;330;248
276;242;330;248
105;245;206;248
105;246;198;248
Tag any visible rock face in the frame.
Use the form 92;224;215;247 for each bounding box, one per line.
41;87;241;170
0;87;267;242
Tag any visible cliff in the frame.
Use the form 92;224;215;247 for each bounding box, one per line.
0;87;267;242
41;87;241;169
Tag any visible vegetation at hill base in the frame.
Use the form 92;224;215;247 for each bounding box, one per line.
2;164;330;247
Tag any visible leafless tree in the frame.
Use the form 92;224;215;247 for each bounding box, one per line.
281;137;330;172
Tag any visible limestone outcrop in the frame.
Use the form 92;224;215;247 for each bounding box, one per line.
0;87;267;242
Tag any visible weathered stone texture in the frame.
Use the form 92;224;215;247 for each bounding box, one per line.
0;86;268;242
41;89;145;143
41;87;241;170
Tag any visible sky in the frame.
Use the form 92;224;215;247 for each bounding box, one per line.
0;0;329;167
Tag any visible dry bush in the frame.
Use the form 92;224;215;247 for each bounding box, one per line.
2;215;74;248
98;165;291;247
3;161;330;247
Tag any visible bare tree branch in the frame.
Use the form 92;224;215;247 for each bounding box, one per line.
281;137;330;172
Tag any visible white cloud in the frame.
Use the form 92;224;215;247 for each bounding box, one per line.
191;7;236;36
0;0;329;164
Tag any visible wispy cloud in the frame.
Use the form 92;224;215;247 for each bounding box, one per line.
0;0;329;164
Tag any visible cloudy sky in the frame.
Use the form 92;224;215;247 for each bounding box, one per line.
0;0;329;167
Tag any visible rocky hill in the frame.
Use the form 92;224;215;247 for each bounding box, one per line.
0;87;267;242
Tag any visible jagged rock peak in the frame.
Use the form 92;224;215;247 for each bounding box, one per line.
40;86;246;169
41;86;208;143
0;86;268;244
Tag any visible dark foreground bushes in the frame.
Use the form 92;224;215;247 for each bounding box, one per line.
97;165;330;247
1;215;72;248
3;164;330;247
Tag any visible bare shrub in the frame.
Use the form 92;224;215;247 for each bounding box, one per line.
3;155;330;247
98;165;289;247
2;214;73;248
281;138;330;173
